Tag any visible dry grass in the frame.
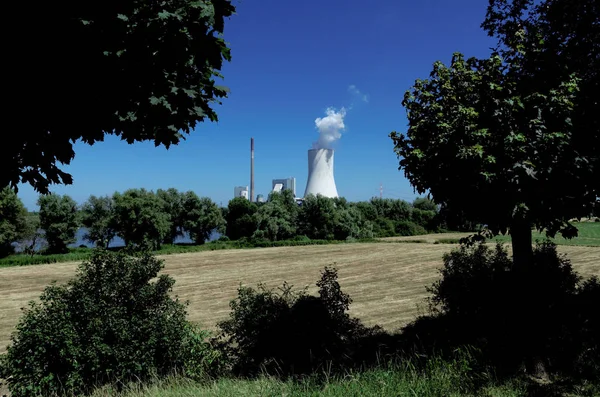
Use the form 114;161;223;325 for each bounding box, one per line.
1;242;599;356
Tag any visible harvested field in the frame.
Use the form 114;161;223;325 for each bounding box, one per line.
1;242;599;353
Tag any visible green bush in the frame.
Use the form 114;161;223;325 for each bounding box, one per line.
216;266;378;377
394;220;427;236
425;241;599;377
0;249;209;396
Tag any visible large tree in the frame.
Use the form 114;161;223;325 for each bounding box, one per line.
0;187;29;257
3;0;235;194
157;188;185;244
112;189;171;250
80;195;117;248
181;192;224;244
391;0;599;268
38;194;80;254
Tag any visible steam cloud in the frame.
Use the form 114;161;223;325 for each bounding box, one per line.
312;85;368;149
313;107;347;149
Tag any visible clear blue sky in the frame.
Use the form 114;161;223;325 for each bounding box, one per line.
17;0;497;210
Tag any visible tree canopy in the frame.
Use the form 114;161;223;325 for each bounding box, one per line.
390;0;599;267
3;0;235;194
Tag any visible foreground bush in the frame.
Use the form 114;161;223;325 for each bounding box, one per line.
420;241;600;378
216;266;382;377
0;249;211;397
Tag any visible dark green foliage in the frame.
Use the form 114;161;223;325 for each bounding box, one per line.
411;208;438;231
112;188;170;250
253;191;298;241
412;197;437;212
182;193;224;245
157;188;185;244
0;250;197;396
334;206;374;240
372;217;397;237
216;266;379;377
80;195;116;248
370;198;412;222
225;198;258;240
0;187;28;257
394;220;427;236
298;194;339;240
38;194;79;254
421;241;599;377
3;0;236;194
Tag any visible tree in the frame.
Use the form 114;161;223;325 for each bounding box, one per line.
298;195;339;240
182;193;224;244
412;197;437;212
0;187;28;257
334;206;373;240
80;195;116;249
3;0;236;194
17;213;44;256
38;194;80;253
253;197;297;241
112;189;170;250
157;188;185;244
225;198;258;240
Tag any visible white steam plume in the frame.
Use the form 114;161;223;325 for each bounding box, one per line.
313;107;346;149
348;84;369;104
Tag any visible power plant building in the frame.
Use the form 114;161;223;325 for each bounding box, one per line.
257;194;265;203
304;148;339;198
272;177;296;196
234;186;249;200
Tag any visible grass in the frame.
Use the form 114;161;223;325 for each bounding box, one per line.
1;241;599;355
87;357;600;397
382;221;600;247
0;238;364;268
490;221;600;247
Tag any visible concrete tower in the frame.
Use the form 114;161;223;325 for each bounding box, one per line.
304;148;339;198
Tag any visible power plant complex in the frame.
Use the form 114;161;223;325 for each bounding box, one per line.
232;138;339;203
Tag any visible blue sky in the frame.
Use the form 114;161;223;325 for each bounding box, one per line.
17;0;497;210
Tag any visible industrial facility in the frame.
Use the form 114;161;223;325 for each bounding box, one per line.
304;148;338;198
232;138;341;203
272;177;296;196
233;186;249;200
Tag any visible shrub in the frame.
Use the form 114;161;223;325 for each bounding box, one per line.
394;220;427;236
216;266;378;377
424;240;598;377
0;249;205;396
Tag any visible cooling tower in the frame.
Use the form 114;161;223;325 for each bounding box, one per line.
304;149;339;198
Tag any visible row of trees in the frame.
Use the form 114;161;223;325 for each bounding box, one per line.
1;186;440;257
224;190;440;242
0;187;224;255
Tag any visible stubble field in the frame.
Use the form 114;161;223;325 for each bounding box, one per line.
1;241;599;354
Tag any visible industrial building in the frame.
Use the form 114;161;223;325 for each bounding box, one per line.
257;194;265;203
304;148;339;198
234;186;249;200
272;177;296;196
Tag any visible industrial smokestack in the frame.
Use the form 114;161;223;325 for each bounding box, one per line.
250;137;255;202
304;148;339;198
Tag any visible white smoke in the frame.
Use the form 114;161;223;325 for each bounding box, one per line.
348;84;369;104
313;107;346;149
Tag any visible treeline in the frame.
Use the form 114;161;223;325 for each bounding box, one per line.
0;186;442;258
224;190;441;242
0;187;223;256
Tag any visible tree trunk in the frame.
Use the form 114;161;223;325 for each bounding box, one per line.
510;219;549;380
510;219;533;269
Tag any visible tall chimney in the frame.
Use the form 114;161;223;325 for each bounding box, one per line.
250;137;255;202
